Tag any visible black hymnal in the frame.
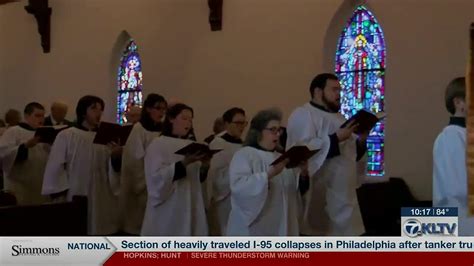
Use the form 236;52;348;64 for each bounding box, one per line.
93;122;133;146
340;110;386;134
35;125;69;144
271;145;319;168
175;143;222;156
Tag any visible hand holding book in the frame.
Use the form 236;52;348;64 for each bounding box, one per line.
175;143;222;157
340;110;386;135
35;125;69;144
93;122;133;146
271;146;320;169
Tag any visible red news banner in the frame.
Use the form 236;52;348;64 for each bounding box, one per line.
103;237;474;266
105;252;474;266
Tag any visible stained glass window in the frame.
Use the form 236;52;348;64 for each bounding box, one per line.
335;5;386;176
117;40;143;124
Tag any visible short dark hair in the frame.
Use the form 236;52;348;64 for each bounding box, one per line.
162;103;193;137
140;93;167;131
309;73;339;98
24;102;45;115
222;107;245;123
5;109;21;125
75;95;104;125
445;77;466;115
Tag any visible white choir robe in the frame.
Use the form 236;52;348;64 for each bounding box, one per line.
286;102;364;236
0;125;50;205
42;127;121;235
206;135;242;235
433;124;474;235
119;122;161;235
226;146;302;236
141;136;208;236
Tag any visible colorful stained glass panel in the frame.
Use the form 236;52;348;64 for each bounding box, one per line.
335;6;386;176
117;40;143;124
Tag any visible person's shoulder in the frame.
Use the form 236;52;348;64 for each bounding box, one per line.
434;125;465;147
288;104;311;122
4;125;27;135
153;135;191;146
235;146;257;156
290;103;309;113
442;125;465;140
56;126;77;138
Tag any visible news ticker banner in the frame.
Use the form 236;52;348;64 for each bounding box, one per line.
1;237;474;265
0;207;470;266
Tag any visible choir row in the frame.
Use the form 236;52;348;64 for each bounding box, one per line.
1;73;469;235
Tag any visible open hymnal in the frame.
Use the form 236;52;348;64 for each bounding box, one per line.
93;122;133;146
271;145;319;168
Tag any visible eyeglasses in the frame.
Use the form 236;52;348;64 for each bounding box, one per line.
231;121;248;126
263;127;284;135
152;106;167;112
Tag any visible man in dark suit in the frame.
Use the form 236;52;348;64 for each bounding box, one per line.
44;102;72;126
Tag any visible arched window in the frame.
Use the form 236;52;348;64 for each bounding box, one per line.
335;5;386;176
117;40;143;124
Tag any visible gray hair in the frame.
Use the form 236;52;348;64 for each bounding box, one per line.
244;108;282;147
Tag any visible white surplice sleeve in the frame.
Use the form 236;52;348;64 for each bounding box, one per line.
0;127;22;178
286;107;330;177
228;150;269;226
144;139;179;206
433;127;467;208
42;131;69;195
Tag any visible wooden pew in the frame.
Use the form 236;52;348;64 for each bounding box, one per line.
357;177;432;236
0;196;87;236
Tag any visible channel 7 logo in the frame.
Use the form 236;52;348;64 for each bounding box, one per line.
403;219;457;237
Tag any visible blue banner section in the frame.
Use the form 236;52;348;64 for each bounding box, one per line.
401;207;458;217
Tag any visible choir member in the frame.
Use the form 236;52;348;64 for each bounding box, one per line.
44;101;72;126
207;107;247;235
0;102;49;205
204;117;226;144
125;105;142;125
119;93;167;235
42;95;121;235
226;108;303;236
433;77;473;235
4;109;21;127
141;103;208;236
286;73;366;236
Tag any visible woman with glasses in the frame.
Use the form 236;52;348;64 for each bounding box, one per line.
119;93;167;235
226;108;305;236
141;103;208;236
206;107;247;235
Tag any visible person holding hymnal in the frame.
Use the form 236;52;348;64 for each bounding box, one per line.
119;93;167;236
0;102;50;205
42;96;121;235
141;103;208;236
286;73;368;236
206;107;247;236
226;108;306;236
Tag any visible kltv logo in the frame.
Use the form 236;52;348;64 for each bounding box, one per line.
403;219;457;237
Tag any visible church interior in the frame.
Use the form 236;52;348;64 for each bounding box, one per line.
0;0;472;236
